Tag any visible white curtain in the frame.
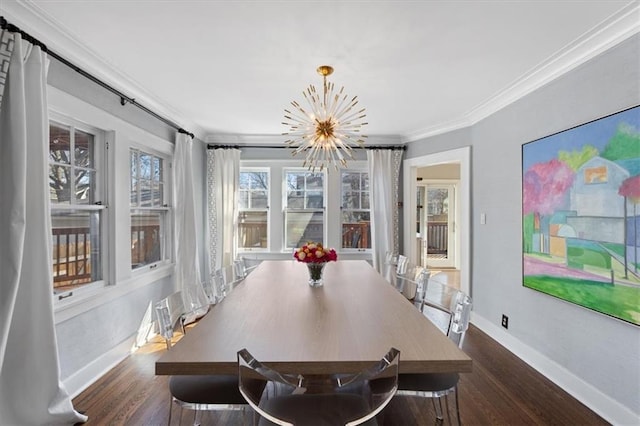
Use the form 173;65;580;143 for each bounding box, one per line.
206;148;240;272
368;149;403;280
0;32;86;425
173;132;209;317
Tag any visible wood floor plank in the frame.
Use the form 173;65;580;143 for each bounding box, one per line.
73;324;609;425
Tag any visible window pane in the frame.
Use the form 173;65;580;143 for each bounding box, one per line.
239;173;250;190
131;212;164;269
306;173;323;189
238;211;268;249
153;156;162;181
152;182;163;207
75;169;95;204
342;191;359;209
49;164;71;204
286;211;323;248
140;180;152;207
341;170;370;249
287;173;304;191
342;172;360;190
74;130;94;168
251;190;268;208
287;190;304;209
239;190;249;209
49;124;71;165
130;151;138;207
130;176;138;207
250;172;268;189
140;153;152;179
305;191;323;209
362;192;370;209
341;211;371;249
52;209;102;293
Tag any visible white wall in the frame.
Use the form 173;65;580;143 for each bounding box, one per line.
406;34;640;424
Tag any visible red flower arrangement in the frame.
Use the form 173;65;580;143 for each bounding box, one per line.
293;242;338;263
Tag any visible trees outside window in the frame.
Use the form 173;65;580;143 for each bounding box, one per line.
285;170;325;248
341;171;371;249
49;120;105;293
130;148;170;269
238;169;269;250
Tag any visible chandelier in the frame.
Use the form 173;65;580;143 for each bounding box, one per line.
283;65;367;171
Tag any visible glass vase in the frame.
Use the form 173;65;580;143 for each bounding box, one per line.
307;262;326;287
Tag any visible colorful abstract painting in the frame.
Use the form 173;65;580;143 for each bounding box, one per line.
522;106;640;326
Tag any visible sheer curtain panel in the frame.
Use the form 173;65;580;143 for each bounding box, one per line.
206;148;240;272
0;31;87;424
367;149;402;280
173;133;209;318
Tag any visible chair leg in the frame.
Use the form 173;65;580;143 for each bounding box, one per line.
443;395;451;425
453;386;462;426
432;397;444;421
167;398;173;426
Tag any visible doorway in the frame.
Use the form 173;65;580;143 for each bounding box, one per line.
417;182;457;269
403;147;470;297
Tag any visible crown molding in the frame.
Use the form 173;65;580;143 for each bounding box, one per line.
403;1;640;143
205;133;403;145
401;116;474;144
2;0;206;140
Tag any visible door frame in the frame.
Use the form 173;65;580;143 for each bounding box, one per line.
403;146;470;297
419;180;458;269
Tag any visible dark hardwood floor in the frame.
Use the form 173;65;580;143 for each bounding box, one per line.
72;324;608;425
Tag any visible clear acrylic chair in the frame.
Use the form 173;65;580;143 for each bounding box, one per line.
156;291;187;350
396;265;427;300
395;255;409;275
419;279;463;335
155;293;251;425
238;347;401;426
234;256;261;279
383;251;398;281
396;289;472;425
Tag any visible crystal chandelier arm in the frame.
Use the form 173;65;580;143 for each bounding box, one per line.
333;96;360;121
326;87;346;118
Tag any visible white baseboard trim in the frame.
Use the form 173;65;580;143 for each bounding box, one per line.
63;334;135;399
471;313;639;426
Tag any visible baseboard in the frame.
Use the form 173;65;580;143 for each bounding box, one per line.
470;313;639;426
63;334;135;399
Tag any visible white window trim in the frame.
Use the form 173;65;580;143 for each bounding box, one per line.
340;167;372;253
49;112;109;299
238;159;370;261
283;167;327;249
129;147;173;270
237;167;270;253
48;86;175;319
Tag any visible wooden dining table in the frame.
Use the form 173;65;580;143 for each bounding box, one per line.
155;260;472;376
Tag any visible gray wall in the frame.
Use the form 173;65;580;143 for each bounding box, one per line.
406;34;640;417
47;60;208;387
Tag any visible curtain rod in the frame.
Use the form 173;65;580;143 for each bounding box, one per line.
0;16;195;140
207;144;406;150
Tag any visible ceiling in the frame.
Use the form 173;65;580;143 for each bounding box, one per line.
3;1;638;142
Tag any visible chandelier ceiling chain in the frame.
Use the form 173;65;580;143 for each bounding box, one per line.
282;65;368;171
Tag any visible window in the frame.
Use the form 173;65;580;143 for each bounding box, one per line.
49;120;106;294
341;171;371;249
238;169;269;250
284;170;325;248
130;148;170;269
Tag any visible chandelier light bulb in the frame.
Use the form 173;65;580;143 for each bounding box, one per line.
282;65;368;171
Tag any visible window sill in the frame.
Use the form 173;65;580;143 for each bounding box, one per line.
54;262;174;324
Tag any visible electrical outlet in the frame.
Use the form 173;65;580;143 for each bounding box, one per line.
501;314;509;329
